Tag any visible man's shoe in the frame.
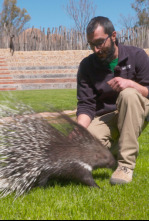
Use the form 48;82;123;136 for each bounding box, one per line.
110;166;133;185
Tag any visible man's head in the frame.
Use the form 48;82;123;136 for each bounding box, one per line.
87;16;118;64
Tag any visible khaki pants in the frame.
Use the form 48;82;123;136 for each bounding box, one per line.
88;88;149;170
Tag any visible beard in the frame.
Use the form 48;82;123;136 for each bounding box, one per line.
96;39;116;66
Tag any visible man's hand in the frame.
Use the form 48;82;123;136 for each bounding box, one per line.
107;77;133;92
68;114;91;140
107;77;148;97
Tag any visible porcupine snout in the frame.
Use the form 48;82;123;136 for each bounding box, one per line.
90;143;116;170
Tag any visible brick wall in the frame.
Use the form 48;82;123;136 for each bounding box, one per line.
0;49;92;90
0;48;149;91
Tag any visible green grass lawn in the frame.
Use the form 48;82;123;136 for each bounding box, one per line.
0;90;78;113
0;90;148;220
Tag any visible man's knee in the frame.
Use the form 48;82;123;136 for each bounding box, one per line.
118;88;138;100
116;88;141;108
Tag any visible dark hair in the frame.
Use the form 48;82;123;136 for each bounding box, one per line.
87;16;115;36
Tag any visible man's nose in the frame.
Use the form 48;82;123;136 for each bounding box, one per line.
94;46;101;53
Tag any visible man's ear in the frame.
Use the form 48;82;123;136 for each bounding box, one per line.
111;31;117;43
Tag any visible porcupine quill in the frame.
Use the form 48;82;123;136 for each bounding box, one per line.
0;102;115;198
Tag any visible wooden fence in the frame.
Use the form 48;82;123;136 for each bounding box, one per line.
118;26;149;49
0;25;149;51
0;26;87;51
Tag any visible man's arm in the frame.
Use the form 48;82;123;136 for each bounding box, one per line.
77;114;92;128
108;48;149;98
107;77;149;97
77;58;96;123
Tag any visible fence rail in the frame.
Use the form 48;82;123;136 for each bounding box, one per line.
0;26;149;51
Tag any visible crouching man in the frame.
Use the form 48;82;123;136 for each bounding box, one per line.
77;16;149;185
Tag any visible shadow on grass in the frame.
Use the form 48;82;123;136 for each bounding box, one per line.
38;170;112;190
1;172;113;198
93;171;111;180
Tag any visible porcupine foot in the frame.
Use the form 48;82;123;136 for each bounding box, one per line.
77;171;100;188
60;162;100;188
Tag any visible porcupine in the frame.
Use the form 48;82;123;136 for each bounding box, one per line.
0;105;116;198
